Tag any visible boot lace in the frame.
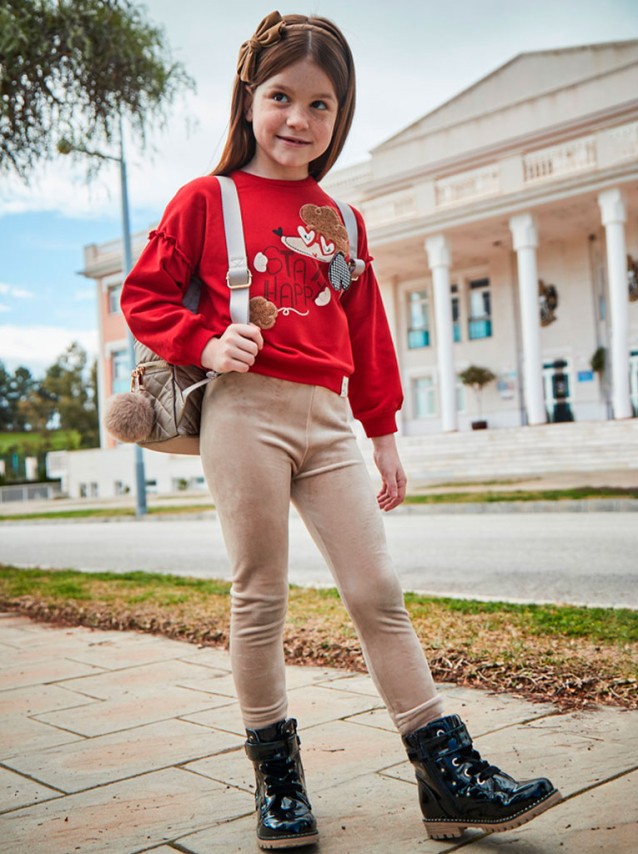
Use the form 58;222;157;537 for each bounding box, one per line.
432;726;501;784
452;746;501;784
260;756;305;799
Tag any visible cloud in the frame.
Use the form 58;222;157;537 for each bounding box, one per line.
0;282;35;299
0;324;98;374
0;304;10;313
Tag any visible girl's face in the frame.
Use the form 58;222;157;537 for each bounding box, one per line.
244;58;338;180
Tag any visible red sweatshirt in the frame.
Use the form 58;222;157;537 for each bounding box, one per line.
120;170;403;437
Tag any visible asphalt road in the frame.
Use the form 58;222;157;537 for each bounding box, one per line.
1;511;636;608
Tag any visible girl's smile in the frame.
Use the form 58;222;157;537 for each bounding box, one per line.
243;58;338;180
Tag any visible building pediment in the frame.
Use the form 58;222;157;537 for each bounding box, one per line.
374;41;638;154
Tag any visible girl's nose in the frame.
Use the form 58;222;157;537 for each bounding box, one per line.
286;106;309;129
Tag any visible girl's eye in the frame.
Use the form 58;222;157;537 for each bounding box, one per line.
312;100;328;111
272;92;289;103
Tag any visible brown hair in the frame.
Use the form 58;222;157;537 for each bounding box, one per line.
212;13;356;181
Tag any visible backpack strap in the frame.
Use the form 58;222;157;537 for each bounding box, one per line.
217;175;251;323
181;176;250;324
333;199;366;281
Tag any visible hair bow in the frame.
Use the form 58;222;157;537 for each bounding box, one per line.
237;11;286;83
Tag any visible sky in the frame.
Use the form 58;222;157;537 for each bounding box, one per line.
1;0;638;376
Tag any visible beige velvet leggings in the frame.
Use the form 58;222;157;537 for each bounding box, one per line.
200;373;443;736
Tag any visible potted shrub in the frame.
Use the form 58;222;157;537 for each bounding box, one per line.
459;365;496;430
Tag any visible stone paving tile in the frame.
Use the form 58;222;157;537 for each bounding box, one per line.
184;718;404;795
3;718;244;793
315;671;414;697
346;690;558;739
183;684;385;736
0;631;36;651
174;646;236;670
176;770;460;854
0;766;61;813
57;658;226;700
34;685;235;737
0;620;134;647
1;643;103;667
458;770;638;853
177;661;349;700
138;848;182;853
1;766;250;854
166;671;238;700
64;638;202;670
0;683;99;716
138;847;183;853
0;657;107;691
0;639;19;653
0;714;86;761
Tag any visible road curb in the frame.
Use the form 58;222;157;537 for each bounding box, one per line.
395;499;638;514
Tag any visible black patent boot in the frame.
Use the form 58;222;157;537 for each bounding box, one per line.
245;718;318;850
403;714;562;839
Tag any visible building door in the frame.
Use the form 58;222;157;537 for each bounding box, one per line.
543;359;574;422
630;350;638;417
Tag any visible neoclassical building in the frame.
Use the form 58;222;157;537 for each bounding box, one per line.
324;39;638;434
81;38;638;479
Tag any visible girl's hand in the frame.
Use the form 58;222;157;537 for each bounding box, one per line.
371;434;407;512
201;323;264;373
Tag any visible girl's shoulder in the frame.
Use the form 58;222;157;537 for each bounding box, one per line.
171;175;223;205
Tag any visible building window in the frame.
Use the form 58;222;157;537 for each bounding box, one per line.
412;375;436;418
111;349;130;395
451;284;461;342
468;278;492;339
108;284;122;314
407;290;431;348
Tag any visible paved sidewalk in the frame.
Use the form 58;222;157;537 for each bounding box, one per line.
1;613;636;853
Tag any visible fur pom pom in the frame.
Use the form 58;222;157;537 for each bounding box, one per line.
104;392;155;443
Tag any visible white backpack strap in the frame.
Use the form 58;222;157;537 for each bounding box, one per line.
334;199;366;281
217;175;251;323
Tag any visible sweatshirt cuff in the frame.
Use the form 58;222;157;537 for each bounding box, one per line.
180;326;217;368
359;412;398;438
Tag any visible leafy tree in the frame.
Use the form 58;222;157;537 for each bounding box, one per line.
0;361;35;431
18;342;99;446
1;0;194;179
459;365;496;421
0;362;11;431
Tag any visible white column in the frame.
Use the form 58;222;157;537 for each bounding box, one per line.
425;235;458;432
598;189;632;420
509;214;546;425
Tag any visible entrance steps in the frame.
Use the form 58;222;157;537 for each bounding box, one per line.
368;419;638;486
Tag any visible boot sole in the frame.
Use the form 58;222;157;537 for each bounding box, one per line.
424;788;563;840
257;831;319;849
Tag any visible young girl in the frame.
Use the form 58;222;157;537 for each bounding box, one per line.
121;11;561;849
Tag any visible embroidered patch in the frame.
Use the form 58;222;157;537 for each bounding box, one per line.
328;252;352;292
249;296;277;329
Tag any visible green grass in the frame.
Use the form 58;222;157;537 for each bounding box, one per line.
405;486;638;504
403;592;638;644
0;430;82;454
1;486;635;522
0;504;215;522
2;565;635;644
2;565;636;709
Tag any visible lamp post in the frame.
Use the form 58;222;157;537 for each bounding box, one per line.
59;124;147;517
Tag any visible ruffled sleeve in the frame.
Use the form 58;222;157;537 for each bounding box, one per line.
340;207;403;437
120;178;220;366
